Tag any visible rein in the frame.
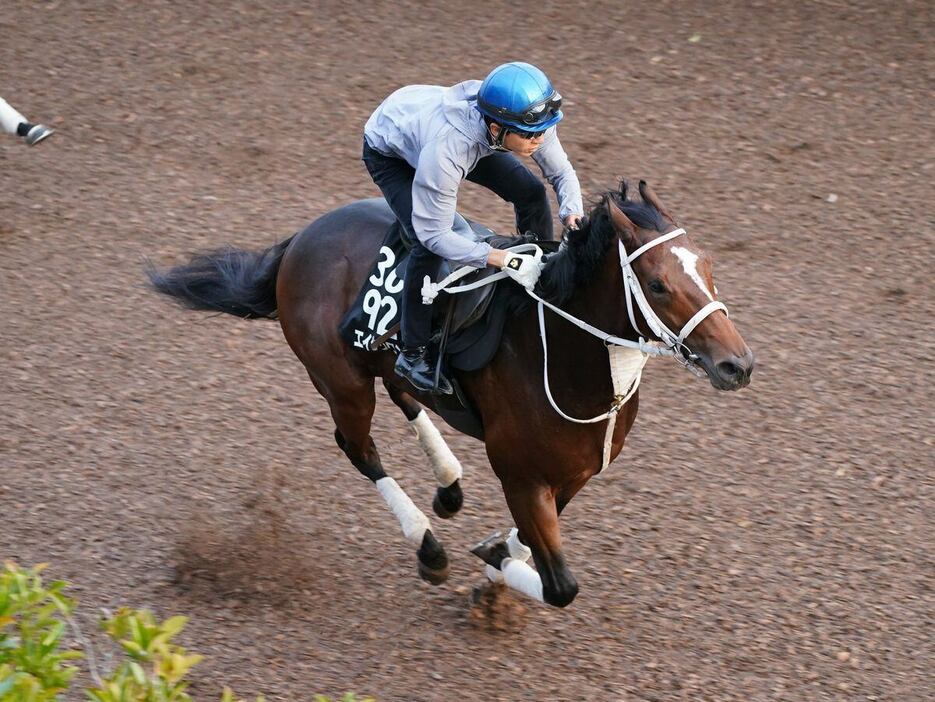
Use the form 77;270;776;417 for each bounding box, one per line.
529;227;726;470
424;227;728;471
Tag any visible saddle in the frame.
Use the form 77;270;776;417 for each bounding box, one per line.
338;213;528;371
337;213;541;440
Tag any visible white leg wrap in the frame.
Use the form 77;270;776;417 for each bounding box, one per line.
0;97;27;135
410;410;463;487
506;527;532;563
376;477;430;546
482;529;529;583
501;557;544;602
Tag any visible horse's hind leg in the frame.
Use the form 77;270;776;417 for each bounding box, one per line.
383;380;464;519
325;374;450;585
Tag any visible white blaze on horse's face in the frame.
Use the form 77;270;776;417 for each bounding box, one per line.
671;245;714;302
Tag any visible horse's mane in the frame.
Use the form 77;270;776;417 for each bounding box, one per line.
535;190;668;306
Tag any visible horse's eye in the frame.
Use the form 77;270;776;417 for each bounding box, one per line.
649;280;667;295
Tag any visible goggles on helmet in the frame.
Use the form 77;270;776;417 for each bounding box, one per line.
478;92;563;129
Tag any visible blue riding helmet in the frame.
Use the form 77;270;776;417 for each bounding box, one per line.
476;62;564;133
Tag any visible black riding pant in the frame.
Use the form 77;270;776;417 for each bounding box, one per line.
361;139;552;349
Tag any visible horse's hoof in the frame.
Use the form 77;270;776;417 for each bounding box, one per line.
470;531;509;568
417;530;449;585
418;559;451;586
485;563;505;584
432;481;463;519
432;493;453;519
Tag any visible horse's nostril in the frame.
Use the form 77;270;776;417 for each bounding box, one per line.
717;360;743;382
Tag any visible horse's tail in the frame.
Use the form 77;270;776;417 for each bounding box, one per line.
146;235;296;319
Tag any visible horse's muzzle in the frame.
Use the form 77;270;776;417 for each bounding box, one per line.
706;348;755;390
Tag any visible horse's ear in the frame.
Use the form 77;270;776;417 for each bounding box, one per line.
605;194;637;238
638;180;676;223
619;179;629;201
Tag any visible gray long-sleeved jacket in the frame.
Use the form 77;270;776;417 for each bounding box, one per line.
364;80;584;268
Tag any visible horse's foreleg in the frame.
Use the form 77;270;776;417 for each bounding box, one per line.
501;482;579;607
384;381;463;519
330;377;450;585
476;527;533;585
474;482;578;606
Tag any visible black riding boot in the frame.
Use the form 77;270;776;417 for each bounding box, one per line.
395;242;453;395
394;346;453;395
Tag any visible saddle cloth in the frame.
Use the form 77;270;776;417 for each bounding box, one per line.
337;214;525;372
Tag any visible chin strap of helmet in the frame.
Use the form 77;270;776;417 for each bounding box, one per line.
487;122;510;152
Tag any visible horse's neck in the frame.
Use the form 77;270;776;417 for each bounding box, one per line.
504;249;640;416
562;246;635;340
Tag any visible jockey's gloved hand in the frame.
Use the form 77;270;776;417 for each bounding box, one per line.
501;251;544;290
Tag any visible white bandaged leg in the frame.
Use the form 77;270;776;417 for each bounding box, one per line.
501;557;544;602
485;528;531;583
506;527;532;562
410;410;462;487
0;97;28;135
376;477;431;546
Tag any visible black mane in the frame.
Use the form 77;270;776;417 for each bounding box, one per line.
535;192;668;306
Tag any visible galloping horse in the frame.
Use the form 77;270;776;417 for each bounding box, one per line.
148;180;754;608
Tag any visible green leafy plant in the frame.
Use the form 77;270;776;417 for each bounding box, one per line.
86;608;205;702
0;561;83;700
220;687;265;702
1;562;370;701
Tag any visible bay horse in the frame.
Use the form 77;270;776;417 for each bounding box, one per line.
147;180;754;608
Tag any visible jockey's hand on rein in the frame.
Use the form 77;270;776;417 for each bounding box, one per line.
563;214;583;230
502;252;544;290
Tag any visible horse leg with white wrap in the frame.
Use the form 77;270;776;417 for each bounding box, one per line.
473;526;535;587
330;376;450;585
473;481;578;607
384;380;464;519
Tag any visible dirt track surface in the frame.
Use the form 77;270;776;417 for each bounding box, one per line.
2;1;933;700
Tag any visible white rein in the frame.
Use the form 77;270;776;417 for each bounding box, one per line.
422;227;728;471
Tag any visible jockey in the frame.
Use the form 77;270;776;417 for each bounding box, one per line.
0;96;54;145
363;61;584;395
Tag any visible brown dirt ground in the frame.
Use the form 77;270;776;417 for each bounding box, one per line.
2;1;933;700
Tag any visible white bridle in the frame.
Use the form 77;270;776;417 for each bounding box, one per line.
528;228;727;364
617;228;728;373
527;227;728;471
421;226;729;471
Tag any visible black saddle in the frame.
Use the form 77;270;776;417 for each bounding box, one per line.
337;212;544;440
406;215;503;337
338;212;527;361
